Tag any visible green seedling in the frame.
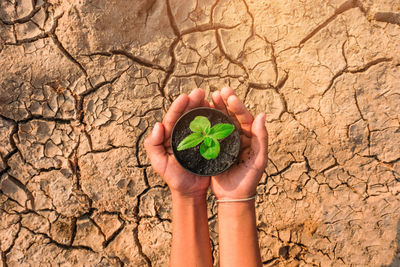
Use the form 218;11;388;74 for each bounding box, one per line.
177;116;235;160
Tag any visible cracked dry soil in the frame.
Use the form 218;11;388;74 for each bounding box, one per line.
0;0;399;266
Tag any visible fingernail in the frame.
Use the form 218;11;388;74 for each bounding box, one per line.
227;94;236;103
261;113;266;123
190;88;201;96
153;123;160;136
176;94;185;101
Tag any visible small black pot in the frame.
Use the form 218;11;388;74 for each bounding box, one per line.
171;107;241;176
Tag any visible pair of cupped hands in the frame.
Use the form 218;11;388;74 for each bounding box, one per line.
144;87;268;200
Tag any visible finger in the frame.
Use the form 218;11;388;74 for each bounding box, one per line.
211;91;228;114
163;94;189;139
144;123;168;174
220;87;236;104
251;113;268;169
227;95;254;137
219;87;242;126
184;88;206;112
201;98;210;108
213;89;241;130
144;122;165;154
220;87;237;116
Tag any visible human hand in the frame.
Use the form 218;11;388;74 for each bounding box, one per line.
210;87;268;199
144;89;211;199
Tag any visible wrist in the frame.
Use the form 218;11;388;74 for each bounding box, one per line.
171;190;207;205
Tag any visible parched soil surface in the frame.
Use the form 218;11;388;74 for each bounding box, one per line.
0;0;399;266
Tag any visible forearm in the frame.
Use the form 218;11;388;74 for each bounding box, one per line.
217;200;262;267
170;192;213;267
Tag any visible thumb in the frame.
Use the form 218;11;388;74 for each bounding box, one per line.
251;113;268;169
144;122;168;173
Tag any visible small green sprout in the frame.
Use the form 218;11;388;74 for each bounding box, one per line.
177;116;235;160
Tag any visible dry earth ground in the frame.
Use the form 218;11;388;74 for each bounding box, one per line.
1;0;400;266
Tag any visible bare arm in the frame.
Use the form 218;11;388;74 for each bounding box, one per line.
170;192;213;267
144;88;213;267
218;201;261;267
210;87;268;267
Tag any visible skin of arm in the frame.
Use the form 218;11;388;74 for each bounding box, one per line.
218;201;261;267
210;87;268;267
144;88;213;267
145;87;267;267
170;192;212;267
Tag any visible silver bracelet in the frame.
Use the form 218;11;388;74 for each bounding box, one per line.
216;194;256;203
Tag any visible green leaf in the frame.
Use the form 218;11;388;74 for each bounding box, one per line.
208;123;235;140
200;137;220;160
204;125;211;135
203;136;213;147
189;116;211;133
177;132;205;151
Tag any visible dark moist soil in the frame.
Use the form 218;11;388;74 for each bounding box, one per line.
172;107;240;176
